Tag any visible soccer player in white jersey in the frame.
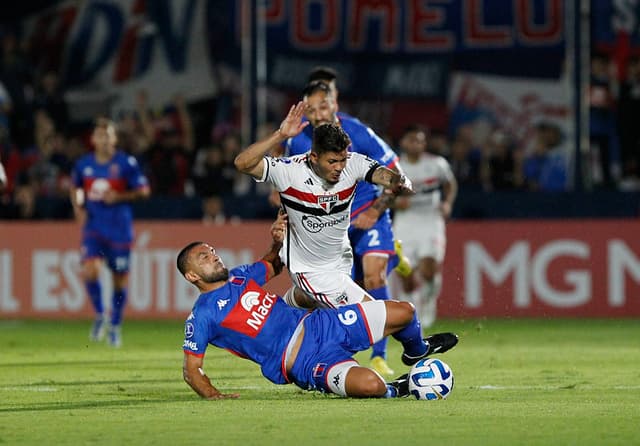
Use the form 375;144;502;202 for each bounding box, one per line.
393;124;458;327
235;101;411;307
235;102;459;364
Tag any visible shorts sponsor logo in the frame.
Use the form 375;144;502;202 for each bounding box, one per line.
302;214;347;233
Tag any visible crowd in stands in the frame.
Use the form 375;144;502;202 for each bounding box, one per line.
1;24;640;221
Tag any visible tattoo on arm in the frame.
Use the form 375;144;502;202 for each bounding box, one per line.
371;193;395;215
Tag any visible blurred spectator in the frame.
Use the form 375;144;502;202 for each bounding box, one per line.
589;52;620;189
617;56;640;190
427;129;450;157
32;71;69;135
0;78;11;138
115;110;152;170
447;123;482;188
137;90;194;196
523;122;568;191
0;28;34;147
191;144;236;198
480;129;523;191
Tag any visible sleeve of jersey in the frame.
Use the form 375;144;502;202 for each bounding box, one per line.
231;262;269;286
183;315;209;357
438;157;455;182
125;155;149;190
260;156;289;191
351;153;380;183
72;162;82;188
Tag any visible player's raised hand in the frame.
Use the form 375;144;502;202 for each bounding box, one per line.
277;101;309;139
271;209;288;243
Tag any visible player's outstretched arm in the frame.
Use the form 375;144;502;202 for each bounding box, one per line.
183;352;240;400
370;166;415;196
234;101;309;179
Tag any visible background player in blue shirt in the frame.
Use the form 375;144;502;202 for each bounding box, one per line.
280;79;410;377
178;212;458;399
70;117;150;347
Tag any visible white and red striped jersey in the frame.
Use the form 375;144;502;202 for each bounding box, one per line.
394;153;454;224
258;152;379;274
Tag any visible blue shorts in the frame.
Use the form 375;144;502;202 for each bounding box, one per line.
349;213;398;281
82;233;131;274
288;304;374;393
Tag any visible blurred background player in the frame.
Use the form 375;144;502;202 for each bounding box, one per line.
70;117;150;347
393;124;457;328
285;80;408;376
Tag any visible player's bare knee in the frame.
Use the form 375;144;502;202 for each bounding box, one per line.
348;369;387;397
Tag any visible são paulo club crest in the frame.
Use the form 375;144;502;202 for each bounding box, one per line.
318;194;338;213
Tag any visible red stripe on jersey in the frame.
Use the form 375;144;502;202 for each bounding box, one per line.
386;157;399;170
83;177;128;192
423;177;438;186
357;303;374;344
259;260;270;282
350;199;374;218
282;184;357;204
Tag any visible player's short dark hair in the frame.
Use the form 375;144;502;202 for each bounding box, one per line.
312;123;351;155
402;123;429;138
177;241;204;276
302;80;332;98
307;66;338;84
94;116;115;130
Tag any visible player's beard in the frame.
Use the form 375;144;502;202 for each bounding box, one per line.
201;267;229;283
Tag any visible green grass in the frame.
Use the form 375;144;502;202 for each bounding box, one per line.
1;319;639;445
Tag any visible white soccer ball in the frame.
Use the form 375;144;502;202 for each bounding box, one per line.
408;358;454;400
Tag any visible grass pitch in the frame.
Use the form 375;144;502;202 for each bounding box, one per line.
1;318;638;445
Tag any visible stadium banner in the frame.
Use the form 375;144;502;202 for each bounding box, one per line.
21;0;566;114
1;219;639;319
23;0;215;115
448;71;572;155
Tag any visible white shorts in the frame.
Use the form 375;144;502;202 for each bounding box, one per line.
394;214;446;263
287;270;371;308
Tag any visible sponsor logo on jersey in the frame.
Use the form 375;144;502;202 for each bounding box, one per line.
217;298;230;310
304;178;314;186
240;291;261;311
318;194;338;213
183;339;198;350
220;280;277;337
185;322;195;338
301;214;348;233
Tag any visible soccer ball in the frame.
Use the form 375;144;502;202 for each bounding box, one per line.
408;358;454;400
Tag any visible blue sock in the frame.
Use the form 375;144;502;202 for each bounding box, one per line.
86;280;103;316
369;286;390;359
392;311;427;358
111;289;127;326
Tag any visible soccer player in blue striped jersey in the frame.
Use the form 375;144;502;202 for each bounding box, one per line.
178;212;458;399
71;117;150;347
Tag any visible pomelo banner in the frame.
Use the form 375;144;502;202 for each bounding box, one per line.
1;219;639;319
